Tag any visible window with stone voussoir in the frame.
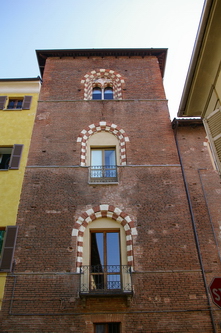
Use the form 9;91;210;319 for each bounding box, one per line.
90;147;117;182
88;132;119;184
92;86;113;100
81;69;124;100
79;218;133;296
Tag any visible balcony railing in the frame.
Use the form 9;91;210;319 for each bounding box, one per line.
79;265;133;296
89;165;118;183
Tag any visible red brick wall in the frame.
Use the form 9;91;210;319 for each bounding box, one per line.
175;122;221;330
40;56;165;100
1;56;220;332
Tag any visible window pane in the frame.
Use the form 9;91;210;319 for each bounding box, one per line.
0;230;6;255
16;100;23;108
91;233;104;266
95;323;120;333
91;150;102;166
0;154;11;170
108;323;120;333
91;150;102;177
8;100;15;109
91;233;104;289
105;150;115;166
104;87;113;100
104;150;116;177
95;324;105;333
107;233;120;266
107;274;121;289
92;87;102;100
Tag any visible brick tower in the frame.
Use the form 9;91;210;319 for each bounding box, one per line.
1;49;218;332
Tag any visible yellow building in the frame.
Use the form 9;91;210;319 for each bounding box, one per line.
178;0;221;173
0;77;41;308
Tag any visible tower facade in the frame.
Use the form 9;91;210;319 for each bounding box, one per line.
1;49;219;332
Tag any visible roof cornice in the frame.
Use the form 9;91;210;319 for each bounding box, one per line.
36;48;167;78
0;76;41;82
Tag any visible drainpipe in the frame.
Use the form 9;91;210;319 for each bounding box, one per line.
172;118;216;333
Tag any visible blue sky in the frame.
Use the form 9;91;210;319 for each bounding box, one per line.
1;0;204;118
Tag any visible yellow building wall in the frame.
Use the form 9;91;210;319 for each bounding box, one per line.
0;79;41;309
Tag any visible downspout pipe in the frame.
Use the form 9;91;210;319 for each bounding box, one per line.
172;118;216;333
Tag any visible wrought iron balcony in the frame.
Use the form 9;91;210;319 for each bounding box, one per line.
89;165;118;183
79;265;133;296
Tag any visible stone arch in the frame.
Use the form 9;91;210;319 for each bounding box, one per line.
81;69;125;100
77;121;129;166
72;204;137;272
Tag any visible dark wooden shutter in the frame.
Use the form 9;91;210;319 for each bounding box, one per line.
0;96;7;109
9;144;23;170
22;96;32;109
0;226;18;272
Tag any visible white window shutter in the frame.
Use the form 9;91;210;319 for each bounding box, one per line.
204;108;221;173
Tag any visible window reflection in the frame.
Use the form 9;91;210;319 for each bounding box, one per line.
92;87;113;100
104;87;113;100
90;231;121;290
92;87;102;100
91;149;116;179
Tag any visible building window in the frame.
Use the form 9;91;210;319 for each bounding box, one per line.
82;69;124;100
90;148;117;182
104;87;114;100
0;145;23;170
92;87;102;100
0;226;18;272
92;87;113;100
7;99;23;109
0;96;32;110
90;230;121;291
80;218;133;296
94;323;120;333
0;229;6;256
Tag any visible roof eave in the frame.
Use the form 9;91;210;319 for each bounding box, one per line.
36;48;167;79
178;0;213;117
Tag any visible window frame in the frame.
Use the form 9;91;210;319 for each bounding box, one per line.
7;98;23;109
0;96;32;110
90;229;122;291
92;86;113;100
0;144;23;170
94;322;121;333
90;147;117;183
80;218;133;296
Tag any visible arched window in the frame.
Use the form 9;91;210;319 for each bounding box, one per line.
87;132;119;183
92;86;113;100
79;217;133;295
104;87;113;100
92;87;102;100
77;121;129;167
82;69;125;100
